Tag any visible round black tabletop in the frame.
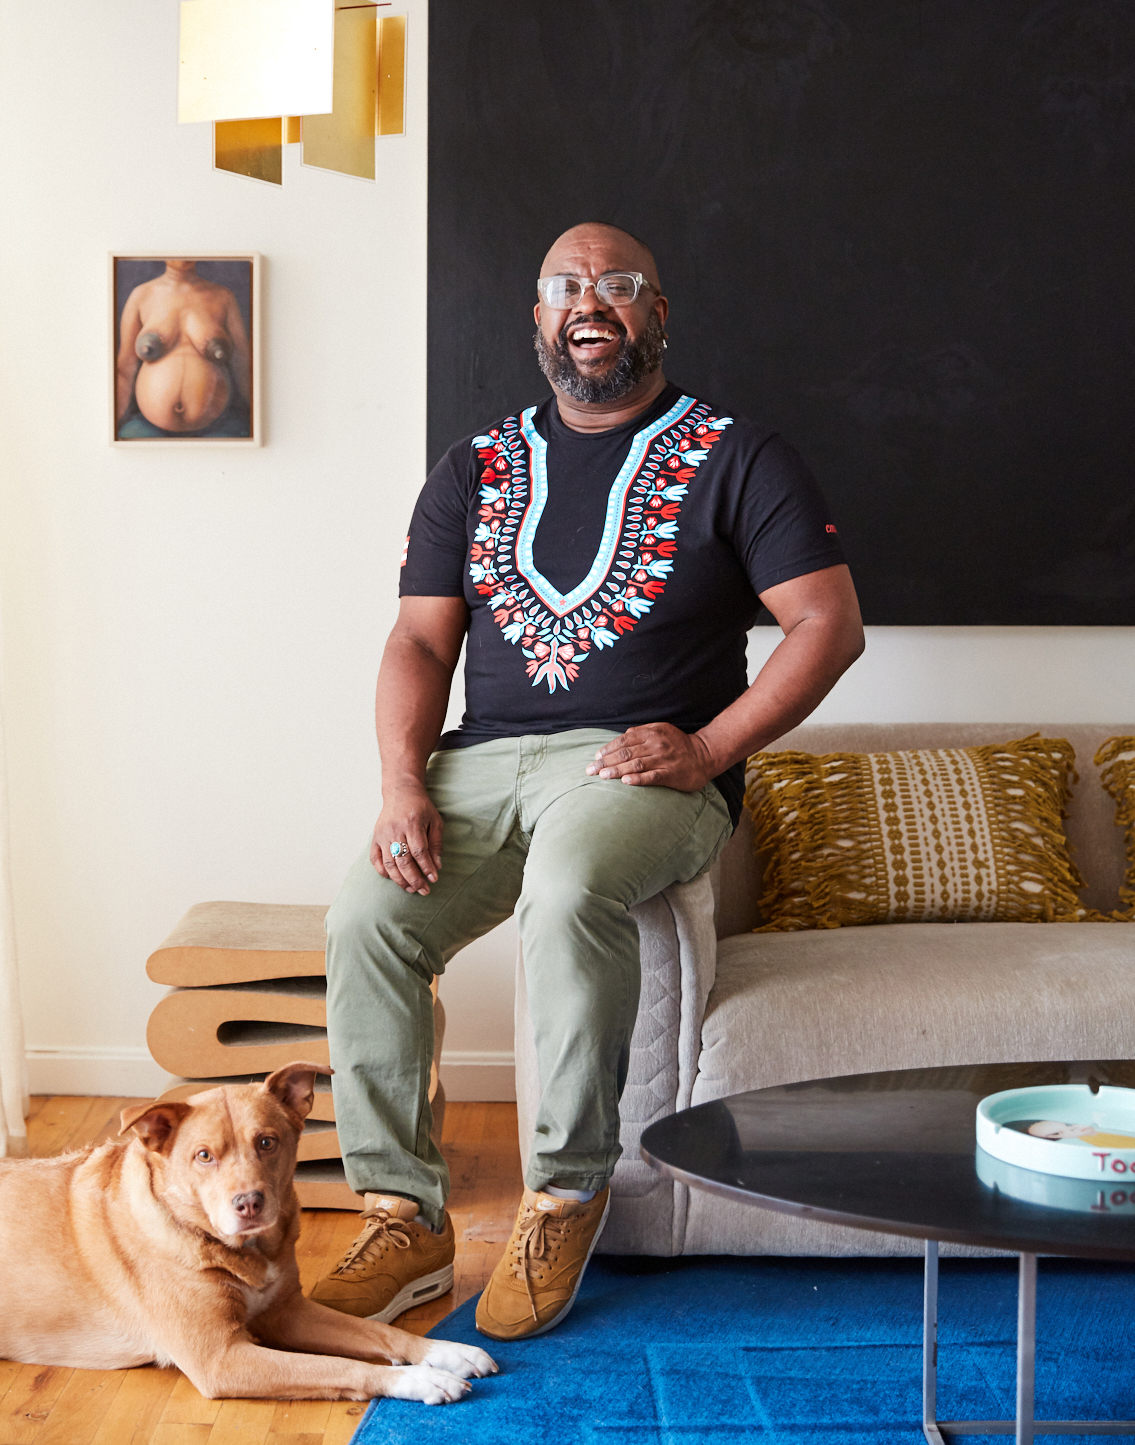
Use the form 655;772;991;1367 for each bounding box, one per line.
640;1060;1135;1261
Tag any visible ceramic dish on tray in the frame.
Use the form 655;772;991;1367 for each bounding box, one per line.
976;1083;1135;1181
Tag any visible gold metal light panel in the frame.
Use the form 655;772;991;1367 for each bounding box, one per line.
179;0;334;124
181;0;407;186
302;5;378;180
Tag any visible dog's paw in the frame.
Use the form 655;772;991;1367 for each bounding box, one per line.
386;1364;471;1405
423;1339;499;1378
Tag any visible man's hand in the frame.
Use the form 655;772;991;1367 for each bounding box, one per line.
585;566;864;793
586;723;716;791
370;783;444;895
371;596;468;895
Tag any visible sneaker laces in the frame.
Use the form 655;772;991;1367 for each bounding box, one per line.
332;1205;412;1277
510;1204;569;1321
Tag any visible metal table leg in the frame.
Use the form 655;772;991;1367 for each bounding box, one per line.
922;1240;1135;1439
1016;1253;1036;1445
923;1239;945;1445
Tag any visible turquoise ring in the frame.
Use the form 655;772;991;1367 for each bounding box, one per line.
390;841;406;857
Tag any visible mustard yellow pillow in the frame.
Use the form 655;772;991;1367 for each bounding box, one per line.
744;734;1084;931
1095;737;1135;919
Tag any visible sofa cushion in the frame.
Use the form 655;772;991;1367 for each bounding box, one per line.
713;723;1135;937
1097;737;1135;919
693;922;1135;1106
744;735;1083;930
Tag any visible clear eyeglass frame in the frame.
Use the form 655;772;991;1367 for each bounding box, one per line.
536;271;658;308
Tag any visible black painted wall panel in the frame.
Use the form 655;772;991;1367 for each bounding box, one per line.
428;0;1135;624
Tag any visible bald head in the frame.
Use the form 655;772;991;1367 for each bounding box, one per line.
541;223;661;291
533;221;669;420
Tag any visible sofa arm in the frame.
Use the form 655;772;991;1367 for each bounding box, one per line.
514;871;718;1256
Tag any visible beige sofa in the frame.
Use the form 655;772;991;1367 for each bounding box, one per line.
515;722;1135;1257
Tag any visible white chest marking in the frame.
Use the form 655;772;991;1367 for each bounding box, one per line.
242;1261;284;1317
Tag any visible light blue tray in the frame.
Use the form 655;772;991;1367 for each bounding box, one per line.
976;1083;1135;1181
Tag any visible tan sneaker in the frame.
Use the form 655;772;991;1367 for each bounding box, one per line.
474;1186;610;1340
308;1194;454;1322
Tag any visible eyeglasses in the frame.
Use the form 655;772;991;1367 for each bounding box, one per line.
536;271;658;309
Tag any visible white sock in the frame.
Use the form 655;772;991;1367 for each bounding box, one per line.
545;1184;596;1202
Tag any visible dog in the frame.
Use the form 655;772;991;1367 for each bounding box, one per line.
0;1062;496;1403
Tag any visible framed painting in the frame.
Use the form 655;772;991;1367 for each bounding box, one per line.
109;253;261;446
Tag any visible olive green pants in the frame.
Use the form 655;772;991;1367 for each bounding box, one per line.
325;729;733;1227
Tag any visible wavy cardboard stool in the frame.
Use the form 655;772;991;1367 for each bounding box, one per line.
147;901;445;1210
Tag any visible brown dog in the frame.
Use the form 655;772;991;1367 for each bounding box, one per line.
0;1062;496;1403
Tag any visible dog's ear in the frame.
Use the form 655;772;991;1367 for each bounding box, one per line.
263;1061;333;1123
119;1100;192;1152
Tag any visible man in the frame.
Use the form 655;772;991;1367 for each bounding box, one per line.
311;223;864;1341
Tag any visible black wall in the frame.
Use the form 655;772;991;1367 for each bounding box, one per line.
428;0;1135;624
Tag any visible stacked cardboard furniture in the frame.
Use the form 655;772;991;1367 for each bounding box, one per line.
146;901;446;1210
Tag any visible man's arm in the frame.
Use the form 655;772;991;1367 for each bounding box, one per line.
371;595;469;894
587;563;864;789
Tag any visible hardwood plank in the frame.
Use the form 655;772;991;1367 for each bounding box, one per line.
0;1364;74;1444
79;1098;141;1150
264;1434;324;1445
201;1397;275;1445
395;1295;453;1335
294;1210;349;1297
27;1098;105;1158
158;1375;221;1426
0;1360;27;1408
89;1099;150;1148
295;1209;339;1262
90;1366;179;1445
305;1208;369;1299
33;1368;127;1445
442;1103;488;1196
147;1426;213;1445
320;1404;367;1445
25;1096;153;1159
268;1400;331;1436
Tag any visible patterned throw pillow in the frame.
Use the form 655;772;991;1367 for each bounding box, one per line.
743;735;1085;931
1096;737;1135;920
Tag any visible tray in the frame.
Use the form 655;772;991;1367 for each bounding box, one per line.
976;1083;1135;1181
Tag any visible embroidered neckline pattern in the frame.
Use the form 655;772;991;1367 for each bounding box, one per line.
469;397;732;692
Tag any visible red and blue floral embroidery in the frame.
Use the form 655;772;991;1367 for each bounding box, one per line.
469;396;732;692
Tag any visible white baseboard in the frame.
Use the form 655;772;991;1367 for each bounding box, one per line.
27;1046;174;1098
27;1046;518;1104
438;1051;516;1102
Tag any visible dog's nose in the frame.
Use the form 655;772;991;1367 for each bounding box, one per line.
232;1191;265;1220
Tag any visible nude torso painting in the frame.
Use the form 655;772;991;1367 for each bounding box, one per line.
115;259;253;440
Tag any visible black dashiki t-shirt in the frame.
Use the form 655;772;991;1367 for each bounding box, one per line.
400;382;847;823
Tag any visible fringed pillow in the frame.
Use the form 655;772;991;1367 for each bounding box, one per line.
1095;737;1135;920
744;734;1084;931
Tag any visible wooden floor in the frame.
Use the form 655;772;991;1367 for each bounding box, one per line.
1;1095;523;1445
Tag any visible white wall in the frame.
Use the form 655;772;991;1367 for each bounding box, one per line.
751;626;1135;725
0;0;444;1094
1;2;1132;1102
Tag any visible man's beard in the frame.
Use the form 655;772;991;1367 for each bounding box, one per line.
533;311;667;404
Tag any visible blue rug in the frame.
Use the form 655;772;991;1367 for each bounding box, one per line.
352;1255;1135;1443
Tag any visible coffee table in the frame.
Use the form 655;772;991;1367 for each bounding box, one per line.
640;1060;1135;1445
